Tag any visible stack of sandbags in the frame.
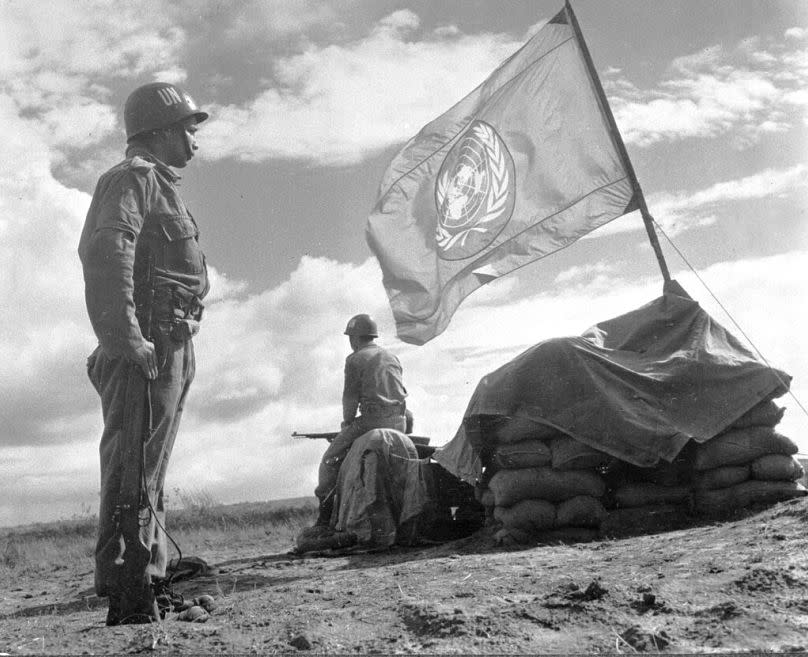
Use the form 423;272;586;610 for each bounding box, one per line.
485;432;610;545
692;400;807;515
600;453;694;537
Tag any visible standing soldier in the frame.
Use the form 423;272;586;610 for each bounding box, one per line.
78;82;209;625
313;314;409;526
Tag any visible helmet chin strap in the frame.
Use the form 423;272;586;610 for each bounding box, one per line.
181;127;194;160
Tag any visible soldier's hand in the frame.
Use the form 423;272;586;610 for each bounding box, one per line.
131;342;158;380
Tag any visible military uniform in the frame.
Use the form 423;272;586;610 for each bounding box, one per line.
79;145;208;623
315;343;408;507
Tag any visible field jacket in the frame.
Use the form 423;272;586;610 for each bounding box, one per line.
78;147;209;359
343;343;407;423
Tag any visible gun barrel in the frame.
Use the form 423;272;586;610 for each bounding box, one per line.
292;431;338;439
291;431;432;450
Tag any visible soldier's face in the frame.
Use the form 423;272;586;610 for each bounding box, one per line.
162;120;199;168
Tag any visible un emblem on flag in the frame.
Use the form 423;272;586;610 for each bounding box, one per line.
435;121;515;260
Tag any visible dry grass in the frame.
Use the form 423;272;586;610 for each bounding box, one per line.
0;492;318;579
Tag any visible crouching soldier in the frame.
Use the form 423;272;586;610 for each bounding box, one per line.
78;82;209;625
313;314;408;526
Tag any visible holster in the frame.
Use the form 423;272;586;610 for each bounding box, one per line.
170;318;200;341
142;286;204;342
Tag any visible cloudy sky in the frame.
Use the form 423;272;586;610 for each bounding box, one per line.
2;0;806;526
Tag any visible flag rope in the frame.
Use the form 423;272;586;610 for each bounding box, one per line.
654;218;808;425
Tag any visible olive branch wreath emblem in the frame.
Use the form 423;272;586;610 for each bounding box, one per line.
435;122;511;252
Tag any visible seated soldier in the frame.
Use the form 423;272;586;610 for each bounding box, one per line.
313;314;408;526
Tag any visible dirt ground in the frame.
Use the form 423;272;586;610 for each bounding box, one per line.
2;497;808;655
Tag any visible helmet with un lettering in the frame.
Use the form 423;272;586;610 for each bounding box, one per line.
124;82;209;141
344;314;378;337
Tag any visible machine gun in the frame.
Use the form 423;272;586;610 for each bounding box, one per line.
292;431;435;458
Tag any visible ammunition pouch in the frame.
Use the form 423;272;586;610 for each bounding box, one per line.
137;285;204;343
154;287;204;322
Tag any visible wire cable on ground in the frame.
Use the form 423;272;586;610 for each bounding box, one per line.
652;217;808;430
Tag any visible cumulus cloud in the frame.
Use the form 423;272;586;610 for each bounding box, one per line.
785;27;807;40
197;15;808;164
218;0;341;41
648;164;807;235
201;13;521;164
553;262;620;285
153;67;189;84
0;1;190;162
0;1;184;79
1;442;102;526
595;164;808;238
0;95;94;446
608;36;808;147
189;256;387;424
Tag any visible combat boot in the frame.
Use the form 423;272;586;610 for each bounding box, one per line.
106;592;159;625
105;570;160;625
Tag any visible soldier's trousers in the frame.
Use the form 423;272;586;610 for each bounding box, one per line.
87;331;195;600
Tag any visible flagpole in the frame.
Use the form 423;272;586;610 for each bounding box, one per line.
564;1;671;284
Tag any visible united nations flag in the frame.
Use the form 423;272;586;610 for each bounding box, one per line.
367;2;642;345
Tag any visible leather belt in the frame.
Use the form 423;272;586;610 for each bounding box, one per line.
361;401;406;418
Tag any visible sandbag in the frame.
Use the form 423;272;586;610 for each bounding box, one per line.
494;526;532;546
555;495;607;528
693;427;798;471
751;454;804;482
550;435;611;471
613;483;691;508
494;416;562;444
489;467;606;507
494;499;555;533
600;504;691;537
477;487;495;509
693;465;750;491
693;480;807;515
728;400;785;430
491;439;551;469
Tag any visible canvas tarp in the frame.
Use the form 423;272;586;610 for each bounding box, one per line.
333;428;434;548
434;281;791;483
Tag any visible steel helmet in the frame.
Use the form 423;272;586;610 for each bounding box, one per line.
344;314;378;337
124;82;209;141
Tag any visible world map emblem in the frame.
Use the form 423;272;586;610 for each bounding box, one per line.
435;120;516;260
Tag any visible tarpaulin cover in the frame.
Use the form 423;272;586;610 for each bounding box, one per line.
334;428;433;548
434;281;791;483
